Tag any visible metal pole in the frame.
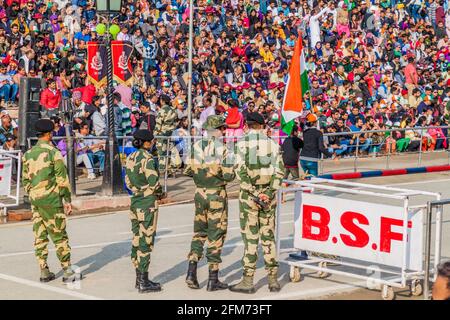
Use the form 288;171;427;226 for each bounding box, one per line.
319;154;323;176
164;138;169;194
424;201;433;300
418;129;423;166
65;125;77;197
433;194;443;283
386;132;392;169
101;16;124;196
447;133;450;165
275;189;282;259
187;0;194;133
354;136;359;173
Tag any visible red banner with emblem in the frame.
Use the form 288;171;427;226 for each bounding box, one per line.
87;41;108;87
111;40;134;86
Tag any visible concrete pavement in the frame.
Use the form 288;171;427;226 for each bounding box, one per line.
0;172;449;300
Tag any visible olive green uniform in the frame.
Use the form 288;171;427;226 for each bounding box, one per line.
154;104;178;171
125;148;163;273
22;140;72;271
234;129;285;277
184;137;235;271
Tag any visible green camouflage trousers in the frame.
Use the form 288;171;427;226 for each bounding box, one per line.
32;205;71;270
239;189;278;277
156;139;171;171
188;187;228;271
130;198;159;273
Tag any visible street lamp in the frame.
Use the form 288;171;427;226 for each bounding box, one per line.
95;0;124;196
95;0;122;13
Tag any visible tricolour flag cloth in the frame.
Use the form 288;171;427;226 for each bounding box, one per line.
281;35;309;135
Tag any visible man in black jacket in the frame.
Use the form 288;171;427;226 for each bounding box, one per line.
138;101;156;133
300;114;332;177
281;125;303;180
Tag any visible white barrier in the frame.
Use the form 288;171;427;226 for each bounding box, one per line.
276;178;444;300
0;150;21;217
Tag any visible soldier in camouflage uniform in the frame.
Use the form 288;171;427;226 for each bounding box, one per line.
154;95;178;172
183;115;235;291
229;112;285;294
22;119;81;283
125;129;165;293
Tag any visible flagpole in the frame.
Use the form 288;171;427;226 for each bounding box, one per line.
101;12;124;196
187;0;194;133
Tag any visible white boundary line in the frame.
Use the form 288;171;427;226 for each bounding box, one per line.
0;272;103;300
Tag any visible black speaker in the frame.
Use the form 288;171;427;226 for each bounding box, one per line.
19;77;42;151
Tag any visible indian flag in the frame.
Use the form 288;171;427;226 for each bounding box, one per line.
281;35;309;135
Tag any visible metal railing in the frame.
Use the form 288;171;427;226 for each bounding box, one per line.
318;125;450;174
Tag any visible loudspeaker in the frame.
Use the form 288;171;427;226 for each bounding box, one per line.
18;77;42;151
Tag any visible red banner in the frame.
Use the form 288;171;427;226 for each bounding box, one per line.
87;42;108;87
111;40;134;86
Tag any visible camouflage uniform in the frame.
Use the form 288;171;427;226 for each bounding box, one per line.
22;140;72;271
234;129;284;277
125;148;163;273
154;104;178;171
184;134;235;271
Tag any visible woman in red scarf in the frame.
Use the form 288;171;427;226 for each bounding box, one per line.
224;99;244;142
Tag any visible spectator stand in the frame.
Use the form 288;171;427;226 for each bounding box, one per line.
276;178;445;300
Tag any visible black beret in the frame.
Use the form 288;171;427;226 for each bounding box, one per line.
160;94;171;104
133;129;154;142
246;112;265;125
35;119;55;133
140;101;151;108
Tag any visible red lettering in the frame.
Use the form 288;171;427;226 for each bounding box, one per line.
340;211;369;248
379;217;404;253
302;205;330;241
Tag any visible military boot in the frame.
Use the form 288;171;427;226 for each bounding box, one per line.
228;275;256;294
62;267;83;283
39;268;56;283
137;272;161;293
185;261;200;289
268;274;281;292
206;270;228;291
135;269;141;289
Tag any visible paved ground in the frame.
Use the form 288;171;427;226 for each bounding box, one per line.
0;172;449;300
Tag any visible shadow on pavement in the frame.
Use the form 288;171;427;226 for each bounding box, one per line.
72;230;171;276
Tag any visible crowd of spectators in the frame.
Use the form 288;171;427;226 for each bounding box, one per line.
0;0;449;175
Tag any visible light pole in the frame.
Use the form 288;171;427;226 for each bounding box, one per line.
187;0;194;133
95;0;124;196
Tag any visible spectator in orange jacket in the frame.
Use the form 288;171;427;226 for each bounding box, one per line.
39;78;61;118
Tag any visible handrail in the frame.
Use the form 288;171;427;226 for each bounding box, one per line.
23;125;450;141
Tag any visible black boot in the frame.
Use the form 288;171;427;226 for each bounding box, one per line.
135;269;141;289
207;270;228;291
185;261;200;289
137;272;161;293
